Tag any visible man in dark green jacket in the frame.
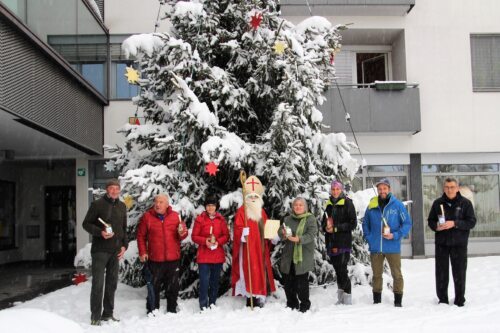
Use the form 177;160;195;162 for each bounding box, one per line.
83;179;128;325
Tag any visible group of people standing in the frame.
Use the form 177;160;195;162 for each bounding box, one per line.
82;175;476;325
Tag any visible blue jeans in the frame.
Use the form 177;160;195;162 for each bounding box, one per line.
198;263;222;309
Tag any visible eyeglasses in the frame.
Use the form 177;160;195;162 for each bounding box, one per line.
444;186;457;190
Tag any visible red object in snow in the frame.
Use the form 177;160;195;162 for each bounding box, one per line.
72;273;87;285
250;12;263;30
205;162;219;176
135;118;141;125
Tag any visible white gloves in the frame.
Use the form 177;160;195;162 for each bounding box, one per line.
241;227;250;242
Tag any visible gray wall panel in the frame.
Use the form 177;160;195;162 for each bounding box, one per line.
320;85;420;134
0;19;103;155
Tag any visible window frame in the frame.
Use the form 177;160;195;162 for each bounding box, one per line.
422;164;500;239
470;33;500;92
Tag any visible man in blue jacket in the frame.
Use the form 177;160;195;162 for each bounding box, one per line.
362;178;412;307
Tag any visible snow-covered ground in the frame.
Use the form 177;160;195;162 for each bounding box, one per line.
1;256;499;333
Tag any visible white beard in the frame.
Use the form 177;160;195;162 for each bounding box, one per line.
245;196;263;221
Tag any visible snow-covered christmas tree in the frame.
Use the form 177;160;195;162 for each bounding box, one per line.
107;0;368;297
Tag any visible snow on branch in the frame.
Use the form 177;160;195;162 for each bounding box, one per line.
173;1;204;17
313;132;360;179
171;74;218;129
122;164;179;202
201;132;252;165
294;16;333;34
122;33;165;58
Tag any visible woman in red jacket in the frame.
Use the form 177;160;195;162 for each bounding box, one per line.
192;195;229;310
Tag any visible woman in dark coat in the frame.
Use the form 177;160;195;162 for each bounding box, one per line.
322;180;357;305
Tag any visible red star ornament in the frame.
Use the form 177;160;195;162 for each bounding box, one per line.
250;12;263;30
72;273;88;285
205;162;219;176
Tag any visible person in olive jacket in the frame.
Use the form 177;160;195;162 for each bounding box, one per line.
322;180;357;305
82;179;128;326
279;197;318;312
191;194;230;310
428;177;476;307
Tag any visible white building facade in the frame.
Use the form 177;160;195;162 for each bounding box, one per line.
101;0;500;258
1;0;499;265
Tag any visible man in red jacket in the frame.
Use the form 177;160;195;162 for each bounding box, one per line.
137;194;188;313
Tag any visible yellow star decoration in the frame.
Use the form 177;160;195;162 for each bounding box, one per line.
125;66;140;84
123;195;134;210
273;41;287;55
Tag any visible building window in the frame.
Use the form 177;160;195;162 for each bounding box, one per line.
470;34;500;92
351;165;410;239
80;63;105;95
351;165;409;201
0;180;16;250
111;62;139;99
423;164;500;238
333;50;390;86
49;34;108;96
356;53;387;85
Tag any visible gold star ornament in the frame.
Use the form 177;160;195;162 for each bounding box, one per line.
123;195;134;210
273;41;287;55
125;66;140;84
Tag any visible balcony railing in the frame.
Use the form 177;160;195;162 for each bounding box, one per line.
280;0;415;16
319;82;420;134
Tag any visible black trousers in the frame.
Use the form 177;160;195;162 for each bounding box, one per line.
282;264;310;312
435;244;468;306
149;260;180;313
90;251;119;320
330;252;351;294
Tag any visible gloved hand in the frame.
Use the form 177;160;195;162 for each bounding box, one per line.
241;227;250;242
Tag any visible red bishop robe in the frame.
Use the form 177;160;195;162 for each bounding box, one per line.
231;206;276;297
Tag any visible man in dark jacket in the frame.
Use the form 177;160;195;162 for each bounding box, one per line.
82;179;128;325
322;180;357;305
428;177;476;307
137;194;188;313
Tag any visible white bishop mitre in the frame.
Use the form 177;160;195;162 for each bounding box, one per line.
244;175;264;197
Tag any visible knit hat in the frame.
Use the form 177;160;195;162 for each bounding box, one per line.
204;194;219;208
375;178;391;188
331;180;344;191
105;178;120;188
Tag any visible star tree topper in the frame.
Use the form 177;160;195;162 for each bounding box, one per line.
205;162;219;176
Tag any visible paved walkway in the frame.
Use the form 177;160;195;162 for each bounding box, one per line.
0;261;78;310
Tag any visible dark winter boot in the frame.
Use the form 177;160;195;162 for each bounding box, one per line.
394;293;403;307
373;292;381;304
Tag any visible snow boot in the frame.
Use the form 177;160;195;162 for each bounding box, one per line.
90;319;101;326
336;289;345;305
101;315;120;322
342;292;352;305
373;292;382;304
394;293;403;307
